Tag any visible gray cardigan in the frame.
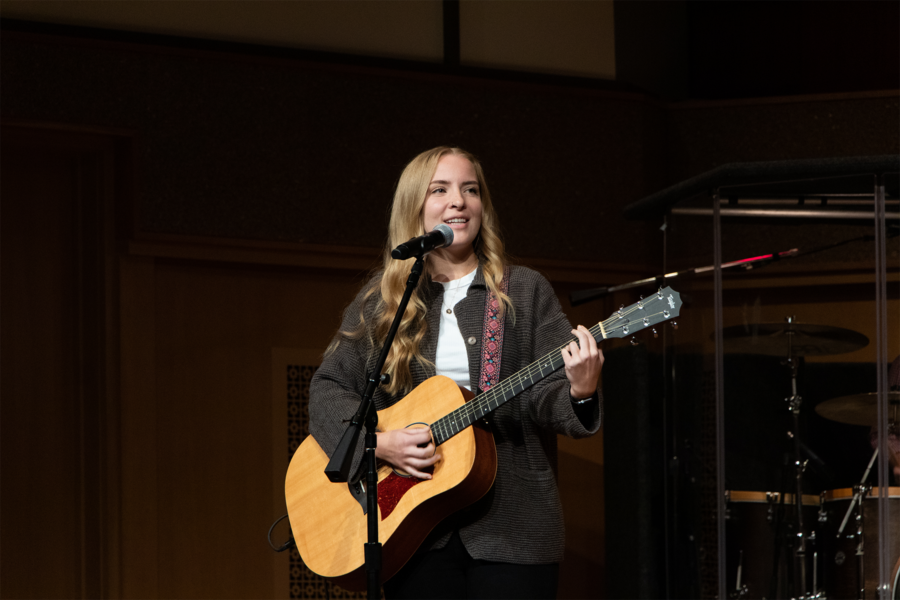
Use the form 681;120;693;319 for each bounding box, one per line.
309;264;602;564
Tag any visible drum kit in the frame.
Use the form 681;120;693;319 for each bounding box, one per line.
720;319;899;600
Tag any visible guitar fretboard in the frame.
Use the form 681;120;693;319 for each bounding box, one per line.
430;289;678;446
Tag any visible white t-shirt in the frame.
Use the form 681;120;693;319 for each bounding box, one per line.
435;268;478;390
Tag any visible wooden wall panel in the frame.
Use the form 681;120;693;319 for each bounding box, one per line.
133;261;362;598
557;449;606;599
119;254;159;599
114;254;618;599
0;30;665;267
0;128;119;599
0;1;445;63
1;136;82;599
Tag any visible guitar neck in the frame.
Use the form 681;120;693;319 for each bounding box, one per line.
430;339;571;446
430;287;680;446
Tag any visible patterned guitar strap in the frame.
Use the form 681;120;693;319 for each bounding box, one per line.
478;267;509;393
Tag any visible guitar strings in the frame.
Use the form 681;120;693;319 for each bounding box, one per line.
431;293;675;445
434;304;669;443
442;295;673;432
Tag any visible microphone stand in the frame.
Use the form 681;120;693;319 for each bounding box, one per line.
324;256;426;600
571;229;897;306
569;248;799;306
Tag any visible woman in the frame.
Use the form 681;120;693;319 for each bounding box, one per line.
309;146;604;599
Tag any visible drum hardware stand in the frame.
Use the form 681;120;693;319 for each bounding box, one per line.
833;447;880;600
797;587;828;599
723;491;751;599
819;492;829;525
835;449;878;539
785;529;829;599
767;491;778;523
854;486;867;600
729;550;750;599
783;316;811;599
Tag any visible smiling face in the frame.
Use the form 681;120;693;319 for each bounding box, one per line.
421;153;483;261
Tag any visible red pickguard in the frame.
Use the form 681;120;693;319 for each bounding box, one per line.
377;472;422;519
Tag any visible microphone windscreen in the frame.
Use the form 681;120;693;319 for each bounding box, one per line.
433;223;454;246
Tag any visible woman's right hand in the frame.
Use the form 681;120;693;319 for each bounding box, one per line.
375;427;441;479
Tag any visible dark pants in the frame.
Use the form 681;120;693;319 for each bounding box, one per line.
383;530;559;600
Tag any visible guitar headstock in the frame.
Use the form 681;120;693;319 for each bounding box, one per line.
597;286;682;340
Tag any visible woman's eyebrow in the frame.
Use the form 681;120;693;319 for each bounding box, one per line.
429;180;479;186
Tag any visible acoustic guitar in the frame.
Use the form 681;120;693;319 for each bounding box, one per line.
285;287;682;590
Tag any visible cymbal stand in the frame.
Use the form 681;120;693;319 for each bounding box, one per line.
783;317;811;598
834;447;879;600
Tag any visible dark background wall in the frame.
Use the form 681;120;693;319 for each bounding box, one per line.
686;0;900;100
3;1;898;263
1;1;898;599
0;28;668;265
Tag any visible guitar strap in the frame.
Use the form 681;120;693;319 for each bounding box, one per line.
478;266;509;392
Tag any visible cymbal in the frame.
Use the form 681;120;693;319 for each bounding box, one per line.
720;323;869;356
815;392;900;426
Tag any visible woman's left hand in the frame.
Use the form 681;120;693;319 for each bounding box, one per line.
562;325;604;399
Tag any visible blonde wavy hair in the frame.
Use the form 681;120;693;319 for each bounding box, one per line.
328;146;512;396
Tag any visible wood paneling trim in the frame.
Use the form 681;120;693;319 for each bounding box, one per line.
118;255;158;599
128;233;654;286
669;88;900;111
129;234;381;273
0;24;647;100
1;118;139;138
130;231;900;289
101;144;124;600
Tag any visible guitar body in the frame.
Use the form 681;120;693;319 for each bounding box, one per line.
285;376;498;591
285;287;683;591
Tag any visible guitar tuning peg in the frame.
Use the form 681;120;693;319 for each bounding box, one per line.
630;337;638;346
652;328;658;338
671;321;678;330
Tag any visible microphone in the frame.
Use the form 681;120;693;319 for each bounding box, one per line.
391;224;454;260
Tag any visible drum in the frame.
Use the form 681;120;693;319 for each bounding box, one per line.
725;491;820;599
819;487;900;600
